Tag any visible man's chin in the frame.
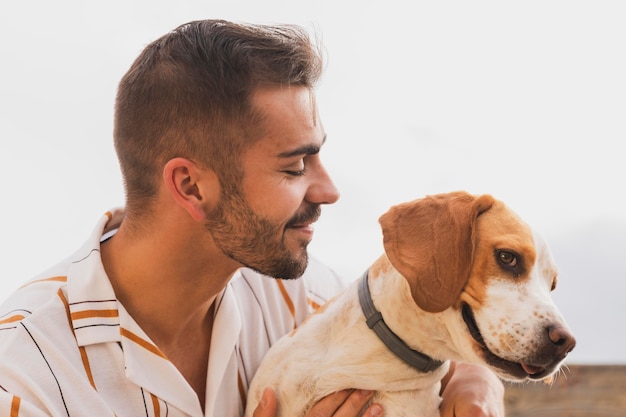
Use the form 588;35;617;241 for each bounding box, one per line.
237;248;307;280
276;252;309;280
270;250;309;280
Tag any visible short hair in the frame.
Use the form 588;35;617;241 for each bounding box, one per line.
113;20;324;212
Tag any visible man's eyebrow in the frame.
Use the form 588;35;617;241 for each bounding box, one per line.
277;135;327;158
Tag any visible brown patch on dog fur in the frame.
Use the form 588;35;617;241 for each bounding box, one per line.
379;192;494;312
462;201;536;308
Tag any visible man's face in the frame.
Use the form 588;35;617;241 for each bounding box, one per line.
205;86;340;279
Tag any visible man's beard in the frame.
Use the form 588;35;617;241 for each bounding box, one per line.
205;191;321;280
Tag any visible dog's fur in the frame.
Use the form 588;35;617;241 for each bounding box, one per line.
244;192;576;417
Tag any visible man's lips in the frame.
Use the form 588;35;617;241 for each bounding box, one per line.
289;223;315;230
286;222;315;239
286;205;321;230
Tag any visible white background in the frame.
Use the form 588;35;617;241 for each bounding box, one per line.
1;1;625;364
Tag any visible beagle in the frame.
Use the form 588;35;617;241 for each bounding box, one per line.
245;191;576;417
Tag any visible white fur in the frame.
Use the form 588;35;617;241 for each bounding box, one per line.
244;195;575;417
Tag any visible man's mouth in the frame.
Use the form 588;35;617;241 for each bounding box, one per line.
461;303;552;380
287;223;315;234
286;205;321;230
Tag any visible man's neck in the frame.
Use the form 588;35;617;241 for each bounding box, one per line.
100;218;239;411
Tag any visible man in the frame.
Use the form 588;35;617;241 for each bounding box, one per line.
0;20;504;416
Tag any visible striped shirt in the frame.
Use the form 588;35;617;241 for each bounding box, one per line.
0;209;345;417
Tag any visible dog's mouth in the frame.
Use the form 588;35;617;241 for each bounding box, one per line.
461;303;553;381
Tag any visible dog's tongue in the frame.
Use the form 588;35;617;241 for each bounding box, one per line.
521;363;544;375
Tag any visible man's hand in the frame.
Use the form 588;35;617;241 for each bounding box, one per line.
252;388;277;417
439;362;505;417
252;387;383;417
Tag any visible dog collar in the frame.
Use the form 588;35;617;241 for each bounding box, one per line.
358;270;444;373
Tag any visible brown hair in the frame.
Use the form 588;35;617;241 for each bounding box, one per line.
113;20;323;213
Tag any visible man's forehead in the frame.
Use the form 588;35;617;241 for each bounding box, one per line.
248;85;324;152
251;85;317;118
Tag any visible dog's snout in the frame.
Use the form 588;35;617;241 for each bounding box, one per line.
548;325;576;356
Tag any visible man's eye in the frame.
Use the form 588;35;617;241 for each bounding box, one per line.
284;168;307;176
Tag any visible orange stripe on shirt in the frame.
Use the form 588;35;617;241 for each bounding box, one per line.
79;346;97;389
151;393;160;416
307;297;322;312
10;395;20;417
71;309;119;321
57;290;97;390
19;276;67;289
275;280;296;327
120;328;168;359
0;315;25;325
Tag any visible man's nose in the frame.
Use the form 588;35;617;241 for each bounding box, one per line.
306;162;340;205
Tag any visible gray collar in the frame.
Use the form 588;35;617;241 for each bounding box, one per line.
358;270;443;373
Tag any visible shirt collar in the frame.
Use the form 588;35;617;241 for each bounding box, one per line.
66;209;124;347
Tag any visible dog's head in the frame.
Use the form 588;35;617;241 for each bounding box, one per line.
379;191;576;382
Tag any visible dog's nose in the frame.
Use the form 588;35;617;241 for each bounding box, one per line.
548;325;576;357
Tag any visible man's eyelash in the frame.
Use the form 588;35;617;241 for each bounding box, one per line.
284;168;307;176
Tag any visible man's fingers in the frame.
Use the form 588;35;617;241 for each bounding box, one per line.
252;387;277;417
340;390;382;417
306;389;352;417
306;389;382;417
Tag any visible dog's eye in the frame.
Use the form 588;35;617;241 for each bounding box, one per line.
495;250;524;278
497;250;518;268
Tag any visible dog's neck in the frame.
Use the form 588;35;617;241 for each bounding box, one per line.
365;255;461;363
359;269;443;372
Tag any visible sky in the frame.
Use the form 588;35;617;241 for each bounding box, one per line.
1;1;625;365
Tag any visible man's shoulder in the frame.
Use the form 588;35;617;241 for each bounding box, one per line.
0;260;72;339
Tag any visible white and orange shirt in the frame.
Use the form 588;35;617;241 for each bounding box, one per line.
0;209;345;417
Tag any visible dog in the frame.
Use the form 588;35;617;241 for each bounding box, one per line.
244;191;576;416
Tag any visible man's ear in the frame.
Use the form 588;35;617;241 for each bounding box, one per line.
163;157;220;222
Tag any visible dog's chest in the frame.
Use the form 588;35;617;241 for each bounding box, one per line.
248;277;449;416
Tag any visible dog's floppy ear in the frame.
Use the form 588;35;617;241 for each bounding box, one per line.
379;191;494;312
